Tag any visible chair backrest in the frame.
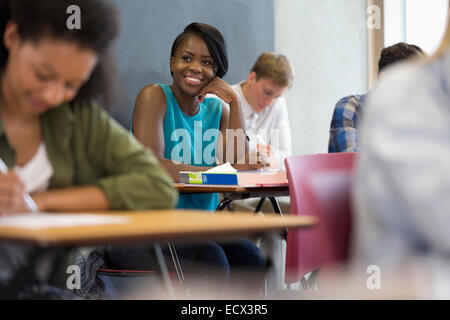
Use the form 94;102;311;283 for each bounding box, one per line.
305;169;353;266
284;153;357;284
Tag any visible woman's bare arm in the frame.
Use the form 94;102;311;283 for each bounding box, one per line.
133;84;212;182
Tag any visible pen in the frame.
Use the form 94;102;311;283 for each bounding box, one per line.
244;132;269;168
0;158;39;214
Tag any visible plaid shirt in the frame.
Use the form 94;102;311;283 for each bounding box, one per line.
328;94;365;153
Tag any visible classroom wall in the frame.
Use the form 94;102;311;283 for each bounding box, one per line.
110;0;275;129
274;0;368;155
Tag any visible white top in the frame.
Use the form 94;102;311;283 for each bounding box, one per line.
13;142;53;194
232;82;292;167
351;50;450;297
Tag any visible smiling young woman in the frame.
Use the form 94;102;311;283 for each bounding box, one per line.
129;22;267;295
169;35;217;114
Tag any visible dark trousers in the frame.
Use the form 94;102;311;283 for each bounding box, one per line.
104;239;266;296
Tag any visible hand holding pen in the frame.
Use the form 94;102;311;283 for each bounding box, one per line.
0;158;39;215
244;131;271;168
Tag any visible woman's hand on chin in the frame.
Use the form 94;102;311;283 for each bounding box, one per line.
197;77;237;105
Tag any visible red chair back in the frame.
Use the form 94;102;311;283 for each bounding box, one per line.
284;153;357;284
304;169;353;266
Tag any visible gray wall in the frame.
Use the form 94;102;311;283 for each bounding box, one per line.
110;0;275;128
275;0;368;154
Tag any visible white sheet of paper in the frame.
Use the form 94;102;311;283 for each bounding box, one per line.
0;213;130;230
205;162;238;173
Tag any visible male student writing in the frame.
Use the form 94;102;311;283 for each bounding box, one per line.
232;52;294;169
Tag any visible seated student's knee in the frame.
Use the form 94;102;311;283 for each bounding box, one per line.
174;242;230;275
221;239;266;269
196;242;230;273
175;242;230;291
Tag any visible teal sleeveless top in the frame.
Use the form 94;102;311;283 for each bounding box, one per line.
160;84;222;211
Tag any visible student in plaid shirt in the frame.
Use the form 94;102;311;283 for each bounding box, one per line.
328;42;425;153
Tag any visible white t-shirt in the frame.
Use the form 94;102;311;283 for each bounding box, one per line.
13;142;53;193
232;82;292;167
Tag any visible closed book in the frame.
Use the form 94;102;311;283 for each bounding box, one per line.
179;170;287;186
179;172;238;184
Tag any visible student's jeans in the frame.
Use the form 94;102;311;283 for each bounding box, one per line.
104;239;266;296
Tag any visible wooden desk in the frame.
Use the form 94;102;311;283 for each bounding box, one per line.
0;210;315;298
0;210;312;247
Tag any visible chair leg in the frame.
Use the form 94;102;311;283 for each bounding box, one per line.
269;197;282;214
153;243;176;299
269;197;288;240
299;276;310;290
167;242;184;285
216;197;233;211
306;269;320;290
255;197;266;212
298;269;320;290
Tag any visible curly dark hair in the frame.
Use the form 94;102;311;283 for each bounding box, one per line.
378;42;425;74
0;0;120;108
170;22;228;78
